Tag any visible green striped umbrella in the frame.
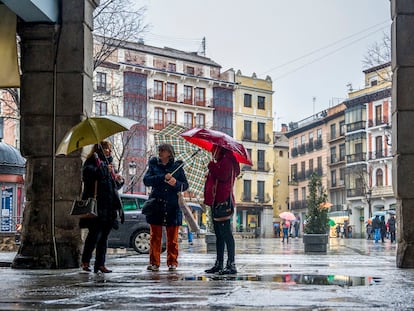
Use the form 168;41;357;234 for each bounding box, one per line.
155;124;211;196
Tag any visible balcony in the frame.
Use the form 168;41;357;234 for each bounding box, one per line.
291;200;307;210
346;121;366;132
298;144;306;154
314;138;323;150
257;161;271;172
368;117;389;128
346;188;365;197
346;153;366;164
306;141;314;152
367;149;392;160
291;147;298;157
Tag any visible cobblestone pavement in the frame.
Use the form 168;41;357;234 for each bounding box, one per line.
0;237;413;310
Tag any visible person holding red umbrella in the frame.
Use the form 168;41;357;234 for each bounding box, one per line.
204;144;240;275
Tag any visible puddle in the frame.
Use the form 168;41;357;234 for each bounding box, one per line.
179;274;382;287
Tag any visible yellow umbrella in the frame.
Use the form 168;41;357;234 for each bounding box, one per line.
56;115;138;155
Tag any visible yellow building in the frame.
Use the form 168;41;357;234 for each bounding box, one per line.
232;70;274;238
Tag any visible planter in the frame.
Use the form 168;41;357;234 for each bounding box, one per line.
303;233;328;253
205;232;216;253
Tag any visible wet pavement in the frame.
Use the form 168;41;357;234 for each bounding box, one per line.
0;237;413;310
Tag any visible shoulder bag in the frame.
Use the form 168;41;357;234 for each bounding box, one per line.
70;181;98;218
212;169;235;221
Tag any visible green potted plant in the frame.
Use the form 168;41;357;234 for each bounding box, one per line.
303;173;330;253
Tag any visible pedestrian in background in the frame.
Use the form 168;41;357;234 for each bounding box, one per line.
282;220;290;243
204;144;240;275
387;215;396;243
80;141;124;273
380;215;387;243
372;215;381;243
143;144;189;272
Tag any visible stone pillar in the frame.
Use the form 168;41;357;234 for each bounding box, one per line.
12;0;98;269
391;0;414;268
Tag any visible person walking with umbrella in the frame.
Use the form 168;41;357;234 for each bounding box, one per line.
204;144;240;275
80;140;125;273
143;144;189;272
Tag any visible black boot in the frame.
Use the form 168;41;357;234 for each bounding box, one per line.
220;261;237;275
205;261;223;274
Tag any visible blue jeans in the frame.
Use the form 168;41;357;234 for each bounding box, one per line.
374;228;381;242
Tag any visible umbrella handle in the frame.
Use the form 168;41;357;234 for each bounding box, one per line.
170;149;202;176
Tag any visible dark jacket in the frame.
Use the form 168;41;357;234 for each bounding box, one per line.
372;216;381;230
143;156;189;226
80;154;123;228
388;217;396;231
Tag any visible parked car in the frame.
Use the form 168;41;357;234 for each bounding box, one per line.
108;193;166;254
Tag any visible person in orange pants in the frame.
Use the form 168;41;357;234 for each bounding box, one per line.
143;144;189;271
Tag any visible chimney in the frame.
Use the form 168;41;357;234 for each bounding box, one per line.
281;123;288;133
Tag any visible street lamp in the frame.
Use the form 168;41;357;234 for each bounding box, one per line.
367;189;372;219
128;161;137;194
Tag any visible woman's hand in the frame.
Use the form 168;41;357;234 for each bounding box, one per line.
165;176;177;186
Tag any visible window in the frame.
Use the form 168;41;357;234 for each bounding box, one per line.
257;96;265;109
375;105;383;125
244;120;252;140
330;124;336;140
293;137;298;148
301;135;306;145
244;94;252;107
195;87;205;106
95;101;107;116
195;113;205;128
317;156;322;175
154;107;164;130
184;112;194;128
330;146;336;163
154;80;163;100
186;66;194;75
257;181;265;202
300;161;305;179
96;72;107;91
339;120;345;136
184;85;193;104
317;128;322;139
339;144;346;161
293;188;299;202
331;170;337;187
309;131;314;142
243;180;251;201
257;122;265;142
279;150;283;157
376;169;384;186
309;159;314;174
375;136;383;158
166;82;177;101
257;150;265;170
168;63;176;72
301;187;306;202
165;109;176;125
291;164;298;182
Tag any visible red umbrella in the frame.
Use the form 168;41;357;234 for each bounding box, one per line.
180;127;253;165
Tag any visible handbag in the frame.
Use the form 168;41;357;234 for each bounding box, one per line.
70;181;98;218
178;192;200;232
213;197;233;220
142;197;164;216
212;169;235;221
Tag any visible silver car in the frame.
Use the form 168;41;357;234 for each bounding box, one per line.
108;193;166;254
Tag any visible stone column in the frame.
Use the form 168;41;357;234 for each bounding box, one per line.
391;0;414;268
12;0;99;269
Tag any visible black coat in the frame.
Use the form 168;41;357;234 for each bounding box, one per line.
143;157;189;226
80;154;123;228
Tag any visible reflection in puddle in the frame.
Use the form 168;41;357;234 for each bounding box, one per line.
179;274;381;287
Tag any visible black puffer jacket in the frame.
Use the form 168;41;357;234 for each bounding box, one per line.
143;157;189;226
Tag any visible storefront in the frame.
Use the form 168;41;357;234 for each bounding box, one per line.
0;142;25;233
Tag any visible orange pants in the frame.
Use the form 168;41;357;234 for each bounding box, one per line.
149;224;179;267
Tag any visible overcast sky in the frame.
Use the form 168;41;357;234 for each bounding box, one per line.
134;0;391;130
